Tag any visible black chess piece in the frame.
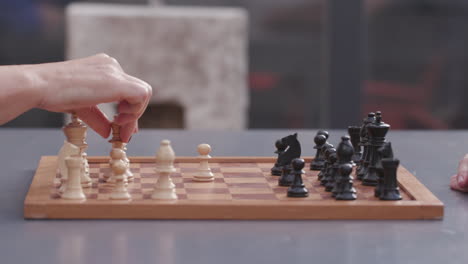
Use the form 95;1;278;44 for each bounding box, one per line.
333;136;355;199
356;112;376;180
348;126;362;165
335;163;357;200
271;139;287;176
317;130;329;140
380;158;402;200
287;158;309;197
278;164;294;186
362;112;390;186
374;142;394;197
317;142;334;181
310;134;327;170
276;133;302;186
325;151;338;192
321;148;336;186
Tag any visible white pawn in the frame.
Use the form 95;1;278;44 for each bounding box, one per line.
193;144;214;182
107;148;128;185
61;156;86;200
123;145;134;182
81;152;92;188
151;140;177;200
110;160;131;200
57;141;80;193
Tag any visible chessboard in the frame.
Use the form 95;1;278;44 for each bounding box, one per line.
24;156;444;220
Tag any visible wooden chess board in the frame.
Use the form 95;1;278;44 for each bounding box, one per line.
24;156;444;220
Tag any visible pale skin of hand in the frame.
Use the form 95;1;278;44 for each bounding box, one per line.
0;54;152;142
450;154;468;192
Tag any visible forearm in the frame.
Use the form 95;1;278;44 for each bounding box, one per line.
0;65;43;124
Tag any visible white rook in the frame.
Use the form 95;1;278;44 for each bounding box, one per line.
66;3;249;129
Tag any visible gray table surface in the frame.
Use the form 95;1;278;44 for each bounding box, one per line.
1;128;468;264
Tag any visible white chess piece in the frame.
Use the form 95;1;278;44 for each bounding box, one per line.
107;148;128;185
110;160;131;200
57;140;80;193
81;152;92;188
151;140;177;200
123;145;134;182
193;144;214;182
61;156;86;200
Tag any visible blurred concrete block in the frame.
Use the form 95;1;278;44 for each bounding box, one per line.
66;3;249;129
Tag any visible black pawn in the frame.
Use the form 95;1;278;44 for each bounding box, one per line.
287;158;309;197
271;139;287;176
348;126;362;165
310;134;327;170
336;163;357;200
318;143;334;181
380;158;402;200
325;152;338;192
279;164;294;186
320;147;335;186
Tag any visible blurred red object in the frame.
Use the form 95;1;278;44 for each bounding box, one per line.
363;56;448;129
249;72;279;91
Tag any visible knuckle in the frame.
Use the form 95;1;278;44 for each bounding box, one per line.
96;53;110;59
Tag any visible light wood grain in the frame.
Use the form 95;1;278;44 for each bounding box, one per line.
24;156;444;220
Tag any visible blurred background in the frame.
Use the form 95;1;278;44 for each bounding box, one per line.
1;0;467;130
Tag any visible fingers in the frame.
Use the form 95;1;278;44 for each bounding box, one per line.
120;120;138;143
75;106;112;138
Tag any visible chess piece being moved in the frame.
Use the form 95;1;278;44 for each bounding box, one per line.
356;112;376;180
310;134;327;170
61;156;86;200
109;122;134;182
193;144;215;182
287;158;309;197
57;141;80;193
348;126;362;165
152;140;178;200
335;136;356;200
278;133;302;186
271;140;287;176
110;159;131;200
63;113;92;188
380;158;402;200
362;112;390;186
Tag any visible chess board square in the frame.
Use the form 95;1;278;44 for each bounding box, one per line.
140;167;156;174
185;188;230;194
222;172;264;178
229;188;273;194
222;163;258;168
226;182;270;188
257;163;272;168
224;178;267;184
232;193;277;200
183;182;228;189
186;193;232;200
220;167;262;173
177;163;198;168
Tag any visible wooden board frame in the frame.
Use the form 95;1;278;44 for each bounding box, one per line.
24;156;444;220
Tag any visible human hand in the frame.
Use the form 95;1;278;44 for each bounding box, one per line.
34;54;152;142
450;154;468;192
